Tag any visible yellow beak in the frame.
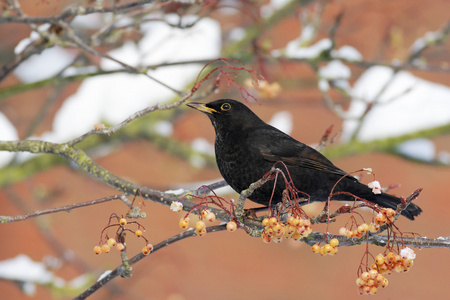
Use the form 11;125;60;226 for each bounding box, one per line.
187;102;218;114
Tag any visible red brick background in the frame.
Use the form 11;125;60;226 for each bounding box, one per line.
1;1;449;299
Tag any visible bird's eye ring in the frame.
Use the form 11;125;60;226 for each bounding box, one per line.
221;103;231;111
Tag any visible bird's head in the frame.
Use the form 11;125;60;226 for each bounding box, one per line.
187;99;264;134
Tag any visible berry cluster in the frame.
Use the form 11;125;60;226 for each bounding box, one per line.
178;209;238;236
356;269;388;295
311;238;339;256
357;248;416;295
339;208;397;239
374;208;396;225
179;209;216;236
174;186;240;234
371;251;415;275
261;216;312;243
339;223;374;239
94;216;152;256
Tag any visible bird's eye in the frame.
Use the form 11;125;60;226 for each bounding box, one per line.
221;103;231;111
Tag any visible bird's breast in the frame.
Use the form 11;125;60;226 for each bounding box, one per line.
214;136;269;193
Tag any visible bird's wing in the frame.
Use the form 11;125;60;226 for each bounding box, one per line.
261;149;347;177
249;128;348;177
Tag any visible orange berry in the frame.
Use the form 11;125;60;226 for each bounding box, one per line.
346;230;355;238
369;286;378;295
291;231;302;241
119;218;127;226
311;244;320;253
357;224;365;233
135;229;143;237
273;223;283;233
303;227;312;236
375;213;387;225
375;254;385;265
356;277;366;287
269;217;278;226
262;232;271;243
205;212;216;222
330;238;339;248
265;226;274;237
262;218;270;227
179;218;189;229
394;264;406;273
368;269;378;279
369;223;380;233
195;227;207;237
272;237;283;243
116;243;125;252
362;285;372;295
107;238;117;247
303;219;311;227
142;246;151;255
329;246;338;255
385;208;396;218
360;272;370;281
226;221;237;232
386;252;395;264
379;263;388;272
195;220;206;231
201;209;210;218
358;286;365;295
403;259;414;268
93;246;102;255
101;244;110;253
298;218;306;227
285;224;296;236
394;254;403;264
375;273;384;284
291;217;301;227
297;226;306;235
362;223;370;232
384;269;393;276
338;227;348;236
354;230;364;239
275;227;286;237
323;244;333;254
380;277;389;288
286;216;295;225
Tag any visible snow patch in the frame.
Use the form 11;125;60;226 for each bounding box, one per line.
0;113;19;167
269;111;293;134
396;139;435;162
342;66;450;142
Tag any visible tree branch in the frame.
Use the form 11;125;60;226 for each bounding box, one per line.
74;224;228;300
0;0;158;25
0;194;128;224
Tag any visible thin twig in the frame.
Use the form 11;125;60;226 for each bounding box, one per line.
0;194;127;224
0;0;158;24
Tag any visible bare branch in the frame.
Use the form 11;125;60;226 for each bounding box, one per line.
0;0;158;25
0;194;127;224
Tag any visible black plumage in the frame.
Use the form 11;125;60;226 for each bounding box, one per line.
187;99;422;220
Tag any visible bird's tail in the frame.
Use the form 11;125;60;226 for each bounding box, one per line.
369;192;422;220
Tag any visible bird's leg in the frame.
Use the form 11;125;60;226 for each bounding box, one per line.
311;198;332;224
235;191;247;225
269;190;292;221
243;206;268;220
236;172;276;227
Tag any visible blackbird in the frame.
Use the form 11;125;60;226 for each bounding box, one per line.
187;99;422;220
